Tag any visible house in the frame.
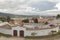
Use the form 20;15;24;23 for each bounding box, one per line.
0;22;59;37
38;18;53;24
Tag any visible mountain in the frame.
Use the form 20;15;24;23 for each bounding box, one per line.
0;12;15;17
0;12;40;18
0;12;56;18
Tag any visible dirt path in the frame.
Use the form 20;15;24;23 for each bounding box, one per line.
25;35;60;40
0;37;24;40
0;35;60;40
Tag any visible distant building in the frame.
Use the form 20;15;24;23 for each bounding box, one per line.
29;19;34;23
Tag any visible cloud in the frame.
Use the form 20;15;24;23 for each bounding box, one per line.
0;0;59;15
0;0;41;15
48;0;60;2
55;2;60;10
28;1;56;11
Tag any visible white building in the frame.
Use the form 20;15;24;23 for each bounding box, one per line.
0;23;59;37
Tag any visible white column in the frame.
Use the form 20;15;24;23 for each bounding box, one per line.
18;30;20;37
12;29;13;36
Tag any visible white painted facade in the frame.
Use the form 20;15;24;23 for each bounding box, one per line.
0;26;59;37
0;28;12;35
11;26;59;37
24;27;59;36
12;26;26;37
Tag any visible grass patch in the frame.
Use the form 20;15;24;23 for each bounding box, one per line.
0;33;12;37
25;34;59;39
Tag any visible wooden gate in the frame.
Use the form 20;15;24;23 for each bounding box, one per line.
20;30;24;37
13;30;17;36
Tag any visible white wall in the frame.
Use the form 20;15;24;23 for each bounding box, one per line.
24;27;59;36
0;28;12;35
0;26;59;37
12;26;26;37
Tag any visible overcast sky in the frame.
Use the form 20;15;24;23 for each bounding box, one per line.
0;0;60;16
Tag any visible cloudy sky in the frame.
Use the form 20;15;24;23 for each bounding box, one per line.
0;0;60;16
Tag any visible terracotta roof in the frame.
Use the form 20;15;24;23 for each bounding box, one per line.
0;24;12;29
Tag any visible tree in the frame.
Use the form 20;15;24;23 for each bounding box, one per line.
0;17;7;22
6;16;11;22
31;32;37;36
22;19;29;23
1;17;6;22
56;14;60;19
45;22;49;25
33;18;38;23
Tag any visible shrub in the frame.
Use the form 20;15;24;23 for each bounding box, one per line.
31;32;37;36
57;30;60;34
50;30;57;35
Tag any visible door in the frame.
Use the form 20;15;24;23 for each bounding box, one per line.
20;30;24;37
13;30;17;36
